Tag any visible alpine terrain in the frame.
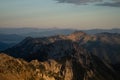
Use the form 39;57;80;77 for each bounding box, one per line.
0;31;120;80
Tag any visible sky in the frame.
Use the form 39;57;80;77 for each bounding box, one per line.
0;0;120;29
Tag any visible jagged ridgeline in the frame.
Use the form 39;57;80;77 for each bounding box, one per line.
0;31;120;80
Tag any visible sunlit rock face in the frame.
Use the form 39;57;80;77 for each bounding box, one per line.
1;31;120;80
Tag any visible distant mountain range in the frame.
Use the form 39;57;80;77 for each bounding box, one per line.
1;31;120;80
0;42;15;51
0;28;120;51
0;34;24;51
0;28;120;35
0;33;24;43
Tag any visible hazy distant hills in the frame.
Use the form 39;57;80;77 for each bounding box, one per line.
0;34;24;43
83;28;120;34
0;34;24;51
0;28;120;40
0;28;75;36
0;42;15;51
0;28;120;36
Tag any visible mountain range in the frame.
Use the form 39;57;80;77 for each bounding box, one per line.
0;28;120;51
0;31;120;80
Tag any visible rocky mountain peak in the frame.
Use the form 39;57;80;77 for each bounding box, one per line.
70;31;86;35
67;31;87;41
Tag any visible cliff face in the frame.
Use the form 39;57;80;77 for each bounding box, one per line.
1;31;120;80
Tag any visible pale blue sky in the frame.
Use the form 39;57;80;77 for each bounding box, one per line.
0;0;120;29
